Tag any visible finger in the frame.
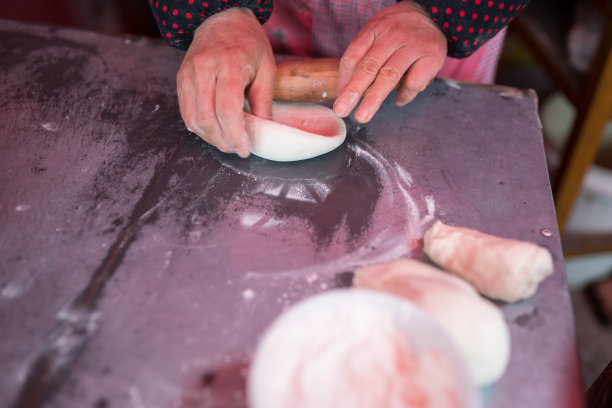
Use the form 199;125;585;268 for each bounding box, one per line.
395;55;443;107
353;47;413;123
191;65;232;153
178;66;228;153
247;53;276;122
215;65;252;158
177;68;197;133
334;39;395;118
336;29;375;98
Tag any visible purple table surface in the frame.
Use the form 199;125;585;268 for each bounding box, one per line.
0;19;584;408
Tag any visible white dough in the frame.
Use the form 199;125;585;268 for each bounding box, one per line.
246;102;347;162
423;220;554;303
248;290;479;408
354;258;511;386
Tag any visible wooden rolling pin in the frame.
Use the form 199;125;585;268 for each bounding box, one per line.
273;58;341;103
272;58;407;103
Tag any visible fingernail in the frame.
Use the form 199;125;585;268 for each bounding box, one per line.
334;92;358;117
334;100;349;117
355;108;371;123
237;147;250;158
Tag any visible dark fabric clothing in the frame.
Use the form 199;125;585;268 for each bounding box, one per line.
147;0;272;50
413;0;530;57
147;0;529;58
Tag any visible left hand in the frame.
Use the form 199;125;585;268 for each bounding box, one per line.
333;0;447;123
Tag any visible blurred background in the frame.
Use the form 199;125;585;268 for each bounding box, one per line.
1;0;611;394
0;0;159;38
494;0;612;392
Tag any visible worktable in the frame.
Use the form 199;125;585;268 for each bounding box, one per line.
0;19;584;408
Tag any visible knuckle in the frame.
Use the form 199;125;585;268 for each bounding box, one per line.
218;45;249;65
356;57;381;77
340;51;360;67
378;66;403;83
191;52;212;69
405;76;430;93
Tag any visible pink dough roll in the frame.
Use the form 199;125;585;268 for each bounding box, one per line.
423;221;553;303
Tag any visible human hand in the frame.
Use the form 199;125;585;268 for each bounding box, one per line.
177;7;275;157
333;0;447;123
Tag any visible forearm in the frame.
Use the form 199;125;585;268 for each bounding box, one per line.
147;0;273;50
410;0;530;57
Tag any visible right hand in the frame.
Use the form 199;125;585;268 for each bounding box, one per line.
334;0;446;123
177;7;276;158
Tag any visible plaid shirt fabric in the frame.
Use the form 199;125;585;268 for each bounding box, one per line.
268;0;508;83
310;0;397;57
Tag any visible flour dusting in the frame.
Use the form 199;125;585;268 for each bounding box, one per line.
239;139;436;283
255;181;283;198
242;289;256;301
286;184;317;203
41;122;59;132
395;162;413;187
309;182;331;201
240;212;264;228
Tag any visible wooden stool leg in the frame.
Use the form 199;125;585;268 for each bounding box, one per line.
586;359;612;408
554;21;612;233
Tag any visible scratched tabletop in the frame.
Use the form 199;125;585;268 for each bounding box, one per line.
0;19;584;408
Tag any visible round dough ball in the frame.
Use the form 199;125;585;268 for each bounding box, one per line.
248;290;479;408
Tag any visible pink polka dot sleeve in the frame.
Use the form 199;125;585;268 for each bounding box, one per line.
147;0;272;50
412;0;530;58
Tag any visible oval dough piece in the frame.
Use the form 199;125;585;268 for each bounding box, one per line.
246;102;347;162
248;290;478;408
353;258;511;387
423;220;554;303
